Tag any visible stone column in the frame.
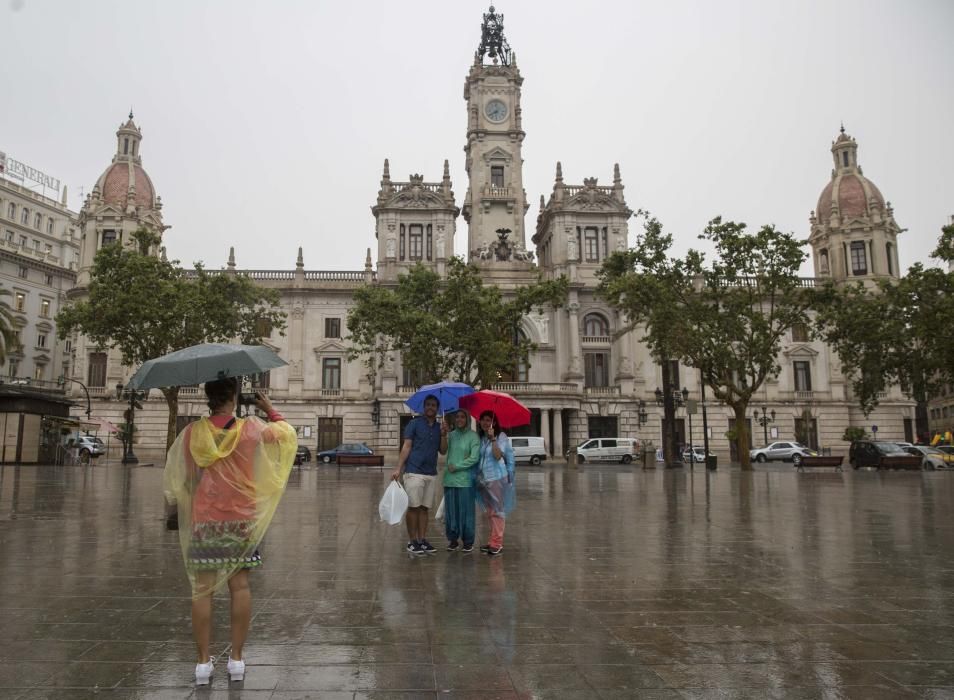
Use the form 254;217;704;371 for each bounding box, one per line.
288;302;304;398
541;408;552;456
564;297;584;383
553;409;563;457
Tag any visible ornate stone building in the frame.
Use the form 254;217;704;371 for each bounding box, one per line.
68;8;916;458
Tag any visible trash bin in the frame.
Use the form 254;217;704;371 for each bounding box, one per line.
706;455;717;471
642;441;656;469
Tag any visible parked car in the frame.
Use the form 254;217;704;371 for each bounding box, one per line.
902;445;954;470
749;441;817;465
682;445;708;464
895;442;915;450
295;445;312;464
70;435;105;463
510;436;547;465
568;437;640;464
849;440;921;469
936;445;954;456
316;443;373;464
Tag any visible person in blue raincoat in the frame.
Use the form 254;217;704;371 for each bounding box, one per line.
475;410;515;556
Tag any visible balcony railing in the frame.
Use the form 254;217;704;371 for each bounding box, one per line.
794;390;814;400
492;382;580;394
584;386;621;396
581;335;611;345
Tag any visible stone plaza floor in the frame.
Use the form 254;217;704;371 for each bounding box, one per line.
2;461;954;699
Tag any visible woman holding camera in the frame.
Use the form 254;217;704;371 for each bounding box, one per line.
163;377;297;685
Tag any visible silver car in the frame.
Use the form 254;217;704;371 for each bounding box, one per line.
749;441;817;464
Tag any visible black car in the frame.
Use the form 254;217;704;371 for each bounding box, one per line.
316;443;374;464
295;445;312;464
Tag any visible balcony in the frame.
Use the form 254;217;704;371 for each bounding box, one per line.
492;382;580;394
584;386;621;396
581;335;611;347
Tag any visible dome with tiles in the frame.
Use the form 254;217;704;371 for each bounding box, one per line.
814;127;886;225
93;113;157;209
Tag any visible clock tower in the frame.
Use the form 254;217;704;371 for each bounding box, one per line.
462;6;532;266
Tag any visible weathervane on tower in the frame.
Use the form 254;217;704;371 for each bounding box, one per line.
476;5;512;65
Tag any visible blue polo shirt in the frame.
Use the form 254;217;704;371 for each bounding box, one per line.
403;416;442;476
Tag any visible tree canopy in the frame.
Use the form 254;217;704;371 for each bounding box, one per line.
347;257;568;388
0;287;18;366
813;223;954;438
598;215;814;469
57;229;287;448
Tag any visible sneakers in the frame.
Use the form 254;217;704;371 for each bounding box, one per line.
446;541;460;551
420;539;437;554
479;545;491;553
486;546;503;556
460;544;474;553
195;658;214;686
227;657;245;682
406;541;416;553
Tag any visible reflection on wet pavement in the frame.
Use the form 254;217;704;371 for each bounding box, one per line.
1;462;953;697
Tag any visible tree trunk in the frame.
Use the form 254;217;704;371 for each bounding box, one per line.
733;402;753;471
160;387;180;451
660;357;680;467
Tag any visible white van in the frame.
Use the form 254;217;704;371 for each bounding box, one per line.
570;437;640;464
510;436;547;465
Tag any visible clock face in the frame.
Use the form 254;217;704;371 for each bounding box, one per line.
485;99;508;122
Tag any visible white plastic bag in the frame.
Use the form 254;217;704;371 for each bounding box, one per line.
435;497;445;521
378;481;409;525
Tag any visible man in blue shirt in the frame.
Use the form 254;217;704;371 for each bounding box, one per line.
391;395;448;555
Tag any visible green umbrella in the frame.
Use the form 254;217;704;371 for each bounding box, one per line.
126;343;287;390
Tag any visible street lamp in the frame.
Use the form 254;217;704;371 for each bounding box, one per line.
655;385;682;468
753;406;776;446
57;375;91;421
681;387;695;468
116;382;145;465
637;399;648;427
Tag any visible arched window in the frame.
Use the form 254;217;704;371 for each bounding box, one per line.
6;203;14;219
21;208;29;225
886;242;894;276
583;313;609;338
819;249;829;274
34;213;42;229
46;218;54;234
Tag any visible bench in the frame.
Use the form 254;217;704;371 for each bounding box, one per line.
877;455;922;471
796;455;844;472
336;454;385;467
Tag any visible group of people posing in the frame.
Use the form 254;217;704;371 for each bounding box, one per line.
391;394;516;556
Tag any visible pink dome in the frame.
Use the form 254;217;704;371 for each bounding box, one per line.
815;173;885;224
98;162;156;208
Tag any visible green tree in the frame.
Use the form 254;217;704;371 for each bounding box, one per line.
814;223;954;438
57;229;287;449
0;287;18;366
598;215;814;470
347;257;568;388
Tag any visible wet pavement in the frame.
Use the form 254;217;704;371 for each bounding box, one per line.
2;462;954;699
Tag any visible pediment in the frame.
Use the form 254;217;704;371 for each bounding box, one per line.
313;340;347;353
481;147;513;163
783;343;818;359
383;188;448;210
564;191;626;213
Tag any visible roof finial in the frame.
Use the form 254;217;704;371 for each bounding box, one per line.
227;246;236;270
613;163;621;185
540;194;545;209
296;246;304;269
442;159;450;182
840;122;845;134
365;247;373;271
555;161;563;183
129;108;134;120
382;158;390;181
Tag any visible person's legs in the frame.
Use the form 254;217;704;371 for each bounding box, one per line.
405;506;419;542
417;507;429;541
444;487;459;544
227;570;252;661
489;512;506;549
461;486;476;547
192;572;216;663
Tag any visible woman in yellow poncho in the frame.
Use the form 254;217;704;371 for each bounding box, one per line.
163;377;296;686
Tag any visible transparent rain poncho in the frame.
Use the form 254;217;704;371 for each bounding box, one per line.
163;416;297;598
476;433;517;517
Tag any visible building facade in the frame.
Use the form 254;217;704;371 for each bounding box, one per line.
67;8;916;458
0;153;79;385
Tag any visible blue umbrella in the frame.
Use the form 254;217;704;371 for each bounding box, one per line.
405;381;475;415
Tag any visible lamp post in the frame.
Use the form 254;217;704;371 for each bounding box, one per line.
681;386;694;468
57;375;91;421
116;382;144;465
655;382;682;468
700;368;712;469
754;406;775;446
636;399;648;427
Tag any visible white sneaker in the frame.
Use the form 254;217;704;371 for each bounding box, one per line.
227;656;246;682
195;658;214;686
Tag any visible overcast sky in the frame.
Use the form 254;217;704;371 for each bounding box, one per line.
2;0;951;275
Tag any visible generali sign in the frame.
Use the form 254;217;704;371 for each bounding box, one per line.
0;151;61;192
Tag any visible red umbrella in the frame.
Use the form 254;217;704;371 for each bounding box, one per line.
458;390;531;429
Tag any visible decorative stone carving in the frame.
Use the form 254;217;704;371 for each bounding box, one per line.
435;228;446;257
529;312;550;344
291;302;305;320
567;236;578;261
386;236;396;258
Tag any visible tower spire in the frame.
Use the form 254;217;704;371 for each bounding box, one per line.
475;5;513;65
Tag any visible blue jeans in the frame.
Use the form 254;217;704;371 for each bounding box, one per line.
444;486;476;547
